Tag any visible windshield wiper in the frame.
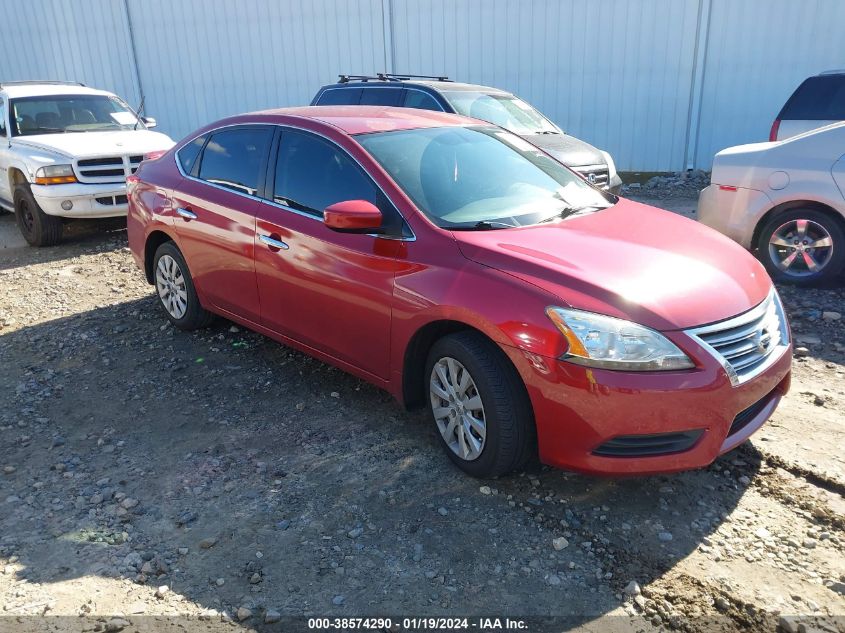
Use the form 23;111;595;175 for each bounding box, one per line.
451;220;517;231
533;130;559;135
538;205;606;223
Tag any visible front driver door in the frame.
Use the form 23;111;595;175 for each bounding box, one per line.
254;127;408;381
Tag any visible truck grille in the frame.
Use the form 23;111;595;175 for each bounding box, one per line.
685;289;789;386
574;164;610;189
74;155;144;183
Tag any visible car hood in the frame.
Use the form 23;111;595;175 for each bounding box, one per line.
520;132;606;168
11;130;175;159
454;198;772;331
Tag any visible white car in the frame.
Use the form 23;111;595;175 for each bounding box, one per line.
0;81;174;246
698;121;845;284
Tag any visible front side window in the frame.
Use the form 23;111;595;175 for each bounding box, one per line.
10;95;143;136
198;127;272;196
273;130;376;216
441;91;558;135
357;125;612;229
403;90;443;112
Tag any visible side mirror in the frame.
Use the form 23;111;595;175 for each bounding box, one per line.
323;200;383;233
142;116;157;128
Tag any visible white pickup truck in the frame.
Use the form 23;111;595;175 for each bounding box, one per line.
0;81;174;246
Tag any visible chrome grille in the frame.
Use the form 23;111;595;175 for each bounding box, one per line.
686;289;790;386
574;164;610;189
73;155;144;183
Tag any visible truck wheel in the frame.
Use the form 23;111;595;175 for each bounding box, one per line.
14;184;63;246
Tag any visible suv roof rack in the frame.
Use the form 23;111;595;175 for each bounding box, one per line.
337;73;450;84
0;80;86;88
819;69;845;75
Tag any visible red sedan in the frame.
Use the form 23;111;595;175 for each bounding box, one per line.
127;106;792;478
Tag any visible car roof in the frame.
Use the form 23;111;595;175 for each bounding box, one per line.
818;69;845;76
251;105;480;135
330;79;512;96
0;82;115;99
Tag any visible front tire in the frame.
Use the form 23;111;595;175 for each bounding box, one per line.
14;184;63;246
425;332;535;478
152;241;214;330
757;209;845;284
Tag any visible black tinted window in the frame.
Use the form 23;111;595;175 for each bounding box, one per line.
177;134;206;174
274;130;376;216
0;102;6;137
198;127;272;196
360;88;403;106
403;90;442;111
780;76;845;120
316;88;361;105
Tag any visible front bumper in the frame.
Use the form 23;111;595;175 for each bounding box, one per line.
505;336;791;476
697;184;773;249
31;182;128;219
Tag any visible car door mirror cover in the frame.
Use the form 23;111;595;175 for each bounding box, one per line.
323;200;383;233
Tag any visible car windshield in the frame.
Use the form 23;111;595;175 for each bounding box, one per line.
10;95;143;136
356;125;613;229
441;91;558;135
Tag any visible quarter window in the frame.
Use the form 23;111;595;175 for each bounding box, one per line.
177;134;206;175
273;130;376;217
198;127;272;196
403;90;442;112
316;88;362;106
0;102;6;137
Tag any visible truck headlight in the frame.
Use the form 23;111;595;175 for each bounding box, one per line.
546;307;694;371
35;164;77;185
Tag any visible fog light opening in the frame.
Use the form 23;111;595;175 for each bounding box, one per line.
60;200;74;211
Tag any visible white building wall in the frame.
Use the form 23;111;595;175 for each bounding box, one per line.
1;0;844;170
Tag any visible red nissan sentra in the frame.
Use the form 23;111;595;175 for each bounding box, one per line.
127;106;792;478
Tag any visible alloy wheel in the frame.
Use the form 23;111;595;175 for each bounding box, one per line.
155;254;188;319
429;357;487;461
768;218;834;277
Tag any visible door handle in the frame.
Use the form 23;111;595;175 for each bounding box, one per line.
176;207;197;220
259;234;289;250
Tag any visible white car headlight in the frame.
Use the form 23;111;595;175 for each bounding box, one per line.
546;307;694;371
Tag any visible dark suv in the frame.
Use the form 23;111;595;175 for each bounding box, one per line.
311;74;622;193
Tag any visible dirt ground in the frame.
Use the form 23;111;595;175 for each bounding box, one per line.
0;195;843;633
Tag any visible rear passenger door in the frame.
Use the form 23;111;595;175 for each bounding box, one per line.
254;127;408;380
173;125;273;323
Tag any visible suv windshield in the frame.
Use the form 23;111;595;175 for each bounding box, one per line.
10;95;143;136
357;126;612;229
441;92;558;135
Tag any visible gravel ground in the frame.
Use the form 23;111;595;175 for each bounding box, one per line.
0;194;843;633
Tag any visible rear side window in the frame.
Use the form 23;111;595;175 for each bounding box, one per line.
273;130;376;216
780;76;845;120
0;101;6;137
315;88;362;106
177;134;206;175
403;89;442;111
359;88;403;106
198;127;272;196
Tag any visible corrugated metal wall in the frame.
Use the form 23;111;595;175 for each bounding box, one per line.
1;0;844;170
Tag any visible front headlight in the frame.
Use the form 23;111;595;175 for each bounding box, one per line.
546;307;694;371
35;164;77;185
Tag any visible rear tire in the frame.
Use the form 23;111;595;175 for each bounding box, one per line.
14;184;63;246
152;241;214;330
425;331;535;478
757;209;845;284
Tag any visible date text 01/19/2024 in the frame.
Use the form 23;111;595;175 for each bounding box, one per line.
307;617;528;630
